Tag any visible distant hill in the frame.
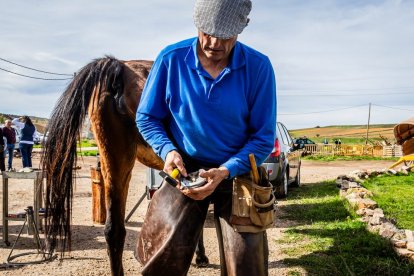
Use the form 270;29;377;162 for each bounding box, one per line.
290;124;397;145
0;113;49;133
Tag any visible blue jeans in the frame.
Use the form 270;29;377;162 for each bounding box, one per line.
6;144;15;170
19;143;33;168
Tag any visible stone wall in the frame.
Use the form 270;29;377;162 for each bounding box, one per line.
337;166;414;262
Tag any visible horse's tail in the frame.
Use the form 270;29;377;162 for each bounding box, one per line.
42;56;124;255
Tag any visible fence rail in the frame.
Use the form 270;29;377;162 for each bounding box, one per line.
303;144;402;157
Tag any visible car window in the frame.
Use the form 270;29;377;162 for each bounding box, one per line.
277;123;290;145
280;123;292;145
276;123;287;145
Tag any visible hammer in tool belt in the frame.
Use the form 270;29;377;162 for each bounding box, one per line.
249;153;260;185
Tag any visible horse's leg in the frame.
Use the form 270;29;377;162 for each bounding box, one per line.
103;164;133;276
195;229;209;267
90;101;138;276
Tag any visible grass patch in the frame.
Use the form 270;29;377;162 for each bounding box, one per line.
303;155;398;162
78;139;97;147
362;174;414;230
276;181;414;275
77;150;99;156
308;137;380;145
31;139;97;149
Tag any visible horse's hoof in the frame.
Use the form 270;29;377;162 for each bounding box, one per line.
195;255;209;267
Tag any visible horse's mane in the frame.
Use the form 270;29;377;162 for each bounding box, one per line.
41;56;124;254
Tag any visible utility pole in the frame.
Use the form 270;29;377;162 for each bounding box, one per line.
365;103;371;145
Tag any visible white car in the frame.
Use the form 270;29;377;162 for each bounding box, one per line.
34;131;42;145
38;132;48;144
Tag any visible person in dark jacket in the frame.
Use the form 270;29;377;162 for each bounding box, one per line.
12;116;36;168
3;120;16;171
0;127;5;172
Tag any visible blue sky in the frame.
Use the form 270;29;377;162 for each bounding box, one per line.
0;0;413;129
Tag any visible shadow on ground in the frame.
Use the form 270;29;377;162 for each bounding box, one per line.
0;224;139;252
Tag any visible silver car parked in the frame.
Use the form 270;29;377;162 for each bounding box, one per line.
262;122;302;198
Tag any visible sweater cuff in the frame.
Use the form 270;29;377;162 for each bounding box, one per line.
160;144;178;161
221;159;239;179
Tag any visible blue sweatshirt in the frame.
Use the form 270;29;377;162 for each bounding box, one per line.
136;37;276;178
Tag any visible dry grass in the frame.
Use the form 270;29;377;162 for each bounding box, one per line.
291;124;396;143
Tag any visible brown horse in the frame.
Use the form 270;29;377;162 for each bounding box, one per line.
41;57;203;275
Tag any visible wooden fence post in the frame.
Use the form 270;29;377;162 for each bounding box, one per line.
90;167;106;224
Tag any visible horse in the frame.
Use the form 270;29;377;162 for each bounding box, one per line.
41;57;208;275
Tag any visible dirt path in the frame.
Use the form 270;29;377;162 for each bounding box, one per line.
0;157;395;275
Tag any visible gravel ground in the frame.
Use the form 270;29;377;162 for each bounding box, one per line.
0;156;395;275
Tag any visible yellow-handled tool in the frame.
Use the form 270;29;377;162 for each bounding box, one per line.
159;168;181;187
171;168;180;179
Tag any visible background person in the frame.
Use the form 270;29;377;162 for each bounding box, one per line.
136;0;276;274
2;120;16;171
12;116;36;168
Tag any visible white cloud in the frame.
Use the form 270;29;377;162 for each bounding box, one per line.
0;0;413;128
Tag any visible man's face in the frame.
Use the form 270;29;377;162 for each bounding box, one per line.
198;31;237;61
5;121;11;127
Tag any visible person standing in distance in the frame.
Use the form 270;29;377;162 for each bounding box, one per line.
136;0;276;274
12;116;36;168
2;120;16;171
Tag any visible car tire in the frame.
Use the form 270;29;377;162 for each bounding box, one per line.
291;166;301;187
274;171;288;198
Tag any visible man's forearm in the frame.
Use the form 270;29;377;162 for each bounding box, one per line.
136;113;177;160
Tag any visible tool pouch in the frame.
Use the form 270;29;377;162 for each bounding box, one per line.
402;138;414;155
230;167;276;233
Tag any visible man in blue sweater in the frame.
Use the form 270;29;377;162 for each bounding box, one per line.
136;0;276;274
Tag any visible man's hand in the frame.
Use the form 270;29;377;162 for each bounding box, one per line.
181;166;229;200
164;150;187;177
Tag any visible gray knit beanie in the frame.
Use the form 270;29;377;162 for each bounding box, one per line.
193;0;252;39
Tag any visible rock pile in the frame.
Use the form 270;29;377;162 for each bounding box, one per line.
336;166;414;262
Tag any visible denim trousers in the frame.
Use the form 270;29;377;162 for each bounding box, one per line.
6;144;15;170
19;143;33;168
